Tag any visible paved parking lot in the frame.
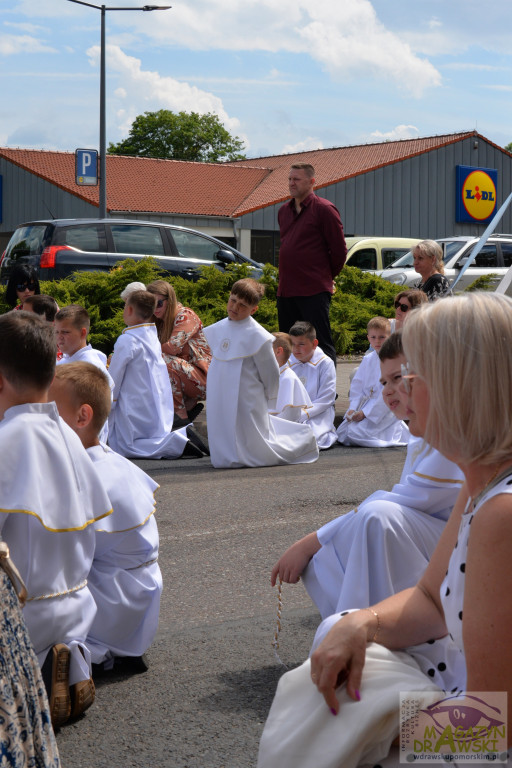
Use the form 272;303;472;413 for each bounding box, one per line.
55;361;405;768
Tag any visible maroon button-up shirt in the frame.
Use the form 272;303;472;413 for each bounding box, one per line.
277;193;347;297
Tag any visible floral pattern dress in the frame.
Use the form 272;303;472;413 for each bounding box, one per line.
0;567;61;767
161;304;212;418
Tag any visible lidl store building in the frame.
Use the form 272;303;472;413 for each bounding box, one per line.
0;130;511;263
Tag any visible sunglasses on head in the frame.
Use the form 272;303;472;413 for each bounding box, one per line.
156;298;167;309
394;301;410;312
17;282;36;292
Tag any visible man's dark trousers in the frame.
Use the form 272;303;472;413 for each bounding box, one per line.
277;292;337;366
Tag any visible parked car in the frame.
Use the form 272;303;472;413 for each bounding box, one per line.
345;237;422;271
0;219;263;282
378;234;512;291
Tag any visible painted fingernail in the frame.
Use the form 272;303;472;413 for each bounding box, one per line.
355;689;361;701
330;708;337;716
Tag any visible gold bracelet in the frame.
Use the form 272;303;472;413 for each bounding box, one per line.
364;607;380;643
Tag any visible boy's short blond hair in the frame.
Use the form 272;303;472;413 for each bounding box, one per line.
272;332;292;362
367;316;391;333
126;290;157;321
230;278;265;307
54;362;111;435
55;304;90;333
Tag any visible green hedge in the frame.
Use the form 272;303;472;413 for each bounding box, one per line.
0;260;409;355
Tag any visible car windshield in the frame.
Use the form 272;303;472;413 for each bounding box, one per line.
386;239;468;269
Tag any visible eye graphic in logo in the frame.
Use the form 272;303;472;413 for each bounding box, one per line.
421;694;505;744
462;170;497;221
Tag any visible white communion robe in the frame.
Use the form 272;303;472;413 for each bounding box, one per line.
108;323;188;459
268;364;313;422
204;316;319;469
0;402;113;685
289;347;337;449
336;350;409;447
57;343;114;443
85;444;163;665
302;436;465;620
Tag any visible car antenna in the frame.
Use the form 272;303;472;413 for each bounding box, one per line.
42;201;56;219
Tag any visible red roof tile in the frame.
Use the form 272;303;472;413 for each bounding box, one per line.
0;132;495;219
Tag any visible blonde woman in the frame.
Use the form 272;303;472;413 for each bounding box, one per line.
259;293;512;767
413;239;452;301
146;280;212;424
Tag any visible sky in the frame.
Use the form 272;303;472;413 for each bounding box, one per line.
1;0;512;159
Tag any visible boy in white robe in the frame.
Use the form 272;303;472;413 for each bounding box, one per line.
0;311;113;727
337;316;409;447
288;321;337;450
204;279;319;469
55;304;110;371
271;332;464;618
55;304;114;443
107;290;197;459
50;362;163;673
268;332;313;422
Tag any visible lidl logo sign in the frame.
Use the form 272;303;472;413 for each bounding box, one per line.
456;165;497;223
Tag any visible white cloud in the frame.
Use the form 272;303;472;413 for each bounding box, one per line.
135;0;441;97
0;34;56;55
87;44;247;142
282;137;324;153
370;124;420;142
428;16;442;29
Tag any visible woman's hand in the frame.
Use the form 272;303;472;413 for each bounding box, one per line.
310;610;374;713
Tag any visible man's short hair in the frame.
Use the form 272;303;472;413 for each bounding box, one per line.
23;294;59;322
55;304;90;333
289;320;316;340
230;278;265;307
54;362;111;434
0;312;56;390
290;163;315;179
379;332;403;362
126;290;157;321
367;316;391;333
272;332;292;361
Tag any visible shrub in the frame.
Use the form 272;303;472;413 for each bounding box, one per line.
0;260;398;355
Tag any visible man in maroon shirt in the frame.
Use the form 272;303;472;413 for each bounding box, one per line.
277;163;347;366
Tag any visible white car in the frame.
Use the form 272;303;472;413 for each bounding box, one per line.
378;235;512;291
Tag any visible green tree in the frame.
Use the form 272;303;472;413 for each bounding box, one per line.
108;110;246;162
505;142;512;153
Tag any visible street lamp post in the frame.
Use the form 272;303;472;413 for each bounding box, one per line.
67;0;172;218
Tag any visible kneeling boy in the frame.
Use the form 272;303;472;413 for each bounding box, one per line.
50;362;163;672
204;279;318;468
288;321;337;449
0;312;113;726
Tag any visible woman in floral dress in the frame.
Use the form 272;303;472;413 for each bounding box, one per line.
147;280;212;423
0;543;61;767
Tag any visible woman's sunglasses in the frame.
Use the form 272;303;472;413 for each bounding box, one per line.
17;282;36;292
394;301;410;312
156;298;167;309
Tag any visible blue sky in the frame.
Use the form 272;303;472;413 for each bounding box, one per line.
1;0;512;158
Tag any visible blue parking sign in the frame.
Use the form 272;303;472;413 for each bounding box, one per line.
75;149;98;186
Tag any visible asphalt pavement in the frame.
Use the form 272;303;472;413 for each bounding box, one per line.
54;361;407;768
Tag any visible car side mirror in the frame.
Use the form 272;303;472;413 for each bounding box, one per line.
455;257;469;269
216;249;236;264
